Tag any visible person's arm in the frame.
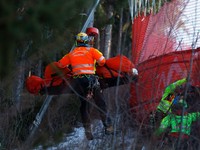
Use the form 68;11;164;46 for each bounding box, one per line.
156;78;187;113
161;78;186;99
154;115;170;136
156;86;173;113
173;78;187;87
92;48;106;66
190;112;200;122
167;78;187;93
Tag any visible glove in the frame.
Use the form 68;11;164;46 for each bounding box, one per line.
132;68;138;76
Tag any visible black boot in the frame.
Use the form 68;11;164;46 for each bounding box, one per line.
85;125;93;140
105;125;114;135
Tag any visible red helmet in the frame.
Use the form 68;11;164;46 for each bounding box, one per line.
86;27;99;46
86;27;99;36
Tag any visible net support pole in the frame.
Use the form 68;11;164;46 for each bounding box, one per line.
26;95;53;145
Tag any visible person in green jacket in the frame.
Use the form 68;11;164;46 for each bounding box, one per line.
154;99;200;150
153;78;187;124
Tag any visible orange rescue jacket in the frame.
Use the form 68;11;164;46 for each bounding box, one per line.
59;47;105;75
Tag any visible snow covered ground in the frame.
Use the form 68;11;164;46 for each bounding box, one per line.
34;119;138;150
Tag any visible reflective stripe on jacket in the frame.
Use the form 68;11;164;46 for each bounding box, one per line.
157;78;187;113
59;47;105;75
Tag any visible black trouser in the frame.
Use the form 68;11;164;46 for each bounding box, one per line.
72;75;111;129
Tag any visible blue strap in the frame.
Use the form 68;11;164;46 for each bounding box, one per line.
173;96;180;105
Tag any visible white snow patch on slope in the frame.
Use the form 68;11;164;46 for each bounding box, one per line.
34;119;137;150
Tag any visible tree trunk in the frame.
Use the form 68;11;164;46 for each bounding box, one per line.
117;8;123;55
104;5;113;59
13;41;32;108
122;15;130;56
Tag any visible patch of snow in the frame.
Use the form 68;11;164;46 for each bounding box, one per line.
43;127;87;150
34;119;137;150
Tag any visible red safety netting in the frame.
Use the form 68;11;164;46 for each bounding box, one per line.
130;49;200;115
133;0;188;64
132;14;150;64
130;0;200;117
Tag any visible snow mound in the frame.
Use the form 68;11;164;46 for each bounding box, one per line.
35;119;137;150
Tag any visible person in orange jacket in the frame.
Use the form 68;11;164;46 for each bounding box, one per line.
59;32;113;140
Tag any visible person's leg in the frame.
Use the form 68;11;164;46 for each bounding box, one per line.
154;110;166;128
74;77;93;140
93;86;113;134
80;99;93;140
179;139;189;150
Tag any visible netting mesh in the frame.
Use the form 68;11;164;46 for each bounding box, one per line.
133;0;190;64
130;0;200;115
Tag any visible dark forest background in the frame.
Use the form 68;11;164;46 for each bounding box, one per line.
0;0;133;149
